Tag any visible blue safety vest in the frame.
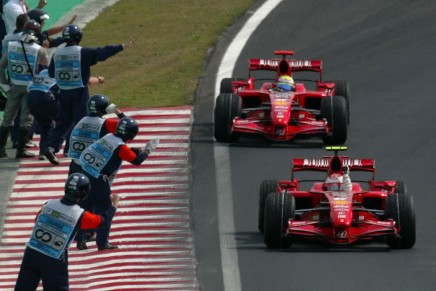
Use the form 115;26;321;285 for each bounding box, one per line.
27;72;57;93
80;133;124;178
53;45;84;90
27;200;84;260
69;116;105;161
2;32;22;55
7;40;41;86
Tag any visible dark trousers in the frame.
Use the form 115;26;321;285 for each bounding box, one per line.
47;87;89;153
27;91;58;155
68;159;83;176
15;247;69;291
0;16;6;58
77;174;114;247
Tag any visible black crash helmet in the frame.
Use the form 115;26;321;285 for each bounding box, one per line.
116;117;139;142
64;173;91;202
88;94;110;116
62;24;83;45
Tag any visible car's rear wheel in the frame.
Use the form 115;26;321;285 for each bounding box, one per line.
321;96;348;145
258;180;278;233
264;192;295;249
385;181;416;249
214;93;241;142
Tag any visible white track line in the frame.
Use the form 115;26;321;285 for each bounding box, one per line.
213;1;283;290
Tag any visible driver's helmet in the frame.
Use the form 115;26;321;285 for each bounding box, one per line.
323;173;343;191
275;75;295;92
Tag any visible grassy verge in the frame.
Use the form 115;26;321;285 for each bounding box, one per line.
79;0;255;108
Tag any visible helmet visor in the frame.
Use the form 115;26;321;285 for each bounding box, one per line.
276;82;293;91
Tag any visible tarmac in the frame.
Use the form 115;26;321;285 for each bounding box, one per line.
0;0;122;237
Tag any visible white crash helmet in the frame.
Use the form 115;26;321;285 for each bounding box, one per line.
324;173;343;191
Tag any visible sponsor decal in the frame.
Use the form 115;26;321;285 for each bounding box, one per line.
259;59;279;67
291;221;307;225
274;100;289;106
302;158;364;167
288;60;313;68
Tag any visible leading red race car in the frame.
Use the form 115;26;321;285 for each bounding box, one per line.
214;50;350;145
259;146;416;249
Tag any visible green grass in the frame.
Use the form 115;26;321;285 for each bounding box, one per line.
79;0;255;108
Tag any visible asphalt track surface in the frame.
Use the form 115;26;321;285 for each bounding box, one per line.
192;0;436;290
2;0;436;290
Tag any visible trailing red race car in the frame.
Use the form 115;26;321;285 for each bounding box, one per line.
259;146;416;249
214;50;350;145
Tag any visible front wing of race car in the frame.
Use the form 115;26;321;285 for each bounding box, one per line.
287;218;397;245
231;117;329;141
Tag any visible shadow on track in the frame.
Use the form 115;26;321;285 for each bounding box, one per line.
231;231;391;253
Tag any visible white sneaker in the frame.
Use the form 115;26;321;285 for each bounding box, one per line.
144;138;159;154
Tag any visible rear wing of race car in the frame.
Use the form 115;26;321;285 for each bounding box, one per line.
248;50;323;80
291;146;376;180
292;157;376;173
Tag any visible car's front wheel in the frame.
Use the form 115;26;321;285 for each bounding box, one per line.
258;180;278;233
326;80;350;124
214;93;241;142
321;95;348;145
385;181;416;249
264;192;295;249
220;78;245;94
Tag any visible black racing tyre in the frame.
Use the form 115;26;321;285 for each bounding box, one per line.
321;96;348;145
214;93;241;142
327;80;350;124
220;78;246;94
258;180;278;233
385;181;416;249
264;192;295;249
220;78;234;93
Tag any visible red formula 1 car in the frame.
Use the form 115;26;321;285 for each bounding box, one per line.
259;146;416;249
214;50;350;145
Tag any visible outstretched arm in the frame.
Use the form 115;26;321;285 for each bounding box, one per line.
47;15;77;36
36;0;47;9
